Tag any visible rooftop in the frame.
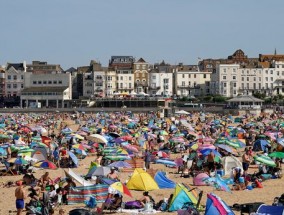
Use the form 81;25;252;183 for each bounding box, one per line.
227;95;264;102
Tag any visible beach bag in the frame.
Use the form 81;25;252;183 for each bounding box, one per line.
124;201;143;209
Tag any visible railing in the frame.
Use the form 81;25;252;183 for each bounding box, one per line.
238;105;261;109
177;85;200;89
149;86;161;90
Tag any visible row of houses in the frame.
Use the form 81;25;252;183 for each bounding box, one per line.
1;49;284;108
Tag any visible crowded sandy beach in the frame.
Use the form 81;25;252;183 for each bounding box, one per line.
0;110;283;215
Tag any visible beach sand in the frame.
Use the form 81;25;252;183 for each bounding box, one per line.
0;120;283;215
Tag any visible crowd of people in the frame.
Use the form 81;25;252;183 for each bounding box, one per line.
0;110;283;214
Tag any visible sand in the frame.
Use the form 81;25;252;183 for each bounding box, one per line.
0;120;283;215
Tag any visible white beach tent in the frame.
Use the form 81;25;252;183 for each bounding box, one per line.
175;110;190;115
221;156;243;176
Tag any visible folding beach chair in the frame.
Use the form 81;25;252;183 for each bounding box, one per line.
2;160;15;176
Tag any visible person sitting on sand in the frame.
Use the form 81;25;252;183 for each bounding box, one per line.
107;167;120;181
40;172;52;189
99;193;122;214
138;191;155;207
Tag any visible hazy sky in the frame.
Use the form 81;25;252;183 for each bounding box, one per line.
1;0;284;69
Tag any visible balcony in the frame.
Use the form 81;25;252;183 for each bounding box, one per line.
149;86;161;90
117;87;133;90
95;79;103;84
177;85;200;89
134;83;148;87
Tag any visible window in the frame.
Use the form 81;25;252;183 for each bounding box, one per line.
21;75;24;80
223;69;226;73
241;83;244;89
223;83;227;87
247;83;249;88
259;77;261;81
233;69;236;73
233;90;236;94
13;75;17;80
265;77;268;81
277;71;280;76
53;80;57;84
247;77;249;81
13;84;17;88
182;81;185;86
136;79;140;82
265;70;268;74
7;84;11;89
242;77;244;81
33;81;37;84
38;81;42;84
223;76;226;80
232;76;236;80
253;77;256;81
129;76;131;81
48;81;52;84
203;74;206;78
152;75;156;79
259;83;261;89
120;76;123;80
120;83;123;88
242;70;244;74
129;83;131;88
233;83;237;87
270;70;273;74
59;80;62;84
271;77;273;81
142;65;146;70
189;74;191;78
194;74;196;78
7;75;11;80
136;65;140;70
182;74;185;78
43;81;47;84
21;84;23;88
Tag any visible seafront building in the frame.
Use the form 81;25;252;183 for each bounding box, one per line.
2;49;284;108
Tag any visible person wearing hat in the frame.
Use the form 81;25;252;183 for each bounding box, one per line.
107;167;120;181
15;181;26;215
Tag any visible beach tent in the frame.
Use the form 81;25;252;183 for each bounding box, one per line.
221;156;243;176
205;193;234;215
193;173;209;186
256;205;284;215
168;184;198;211
253;139;270;152
154;171;176;189
31;146;48;161
126;168;159;191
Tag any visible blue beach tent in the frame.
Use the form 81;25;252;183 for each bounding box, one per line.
154;171;176;189
253;139;270;151
256;205;284;215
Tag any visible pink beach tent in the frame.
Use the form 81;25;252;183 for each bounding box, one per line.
193;173;210;186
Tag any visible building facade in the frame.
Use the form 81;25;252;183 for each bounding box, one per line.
133;58;149;93
109;56;135;94
174;64;211;97
26;61;63;74
5;62;26;97
20;72;72;108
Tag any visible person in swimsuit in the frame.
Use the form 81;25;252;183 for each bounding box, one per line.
107;167;120;181
15;181;26;215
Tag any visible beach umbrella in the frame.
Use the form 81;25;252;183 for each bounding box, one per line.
72;144;85;151
276;138;284;147
70;133;84;140
110;182;132;197
200;149;222;158
34;160;57;169
0;134;11;139
152;151;169;158
160;130;168;136
68;151;79;167
8;157;28;165
93;166;111;176
253;154;276;167
269;152;284;159
215;144;233;153
108;161;131;168
61;127;73;134
174;158;184;167
87;134;107;144
121;136;132;141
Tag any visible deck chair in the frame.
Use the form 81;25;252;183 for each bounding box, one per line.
2;160;15;176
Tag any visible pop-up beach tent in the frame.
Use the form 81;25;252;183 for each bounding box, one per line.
221;156;243;176
154;171;176;189
256;205;284;215
193;173;209;186
205;193;234;215
168;183;198;211
126;168;159;191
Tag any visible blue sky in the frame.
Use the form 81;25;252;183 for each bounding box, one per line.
1;0;284;69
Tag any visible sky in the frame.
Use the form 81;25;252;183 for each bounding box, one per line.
1;0;284;69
